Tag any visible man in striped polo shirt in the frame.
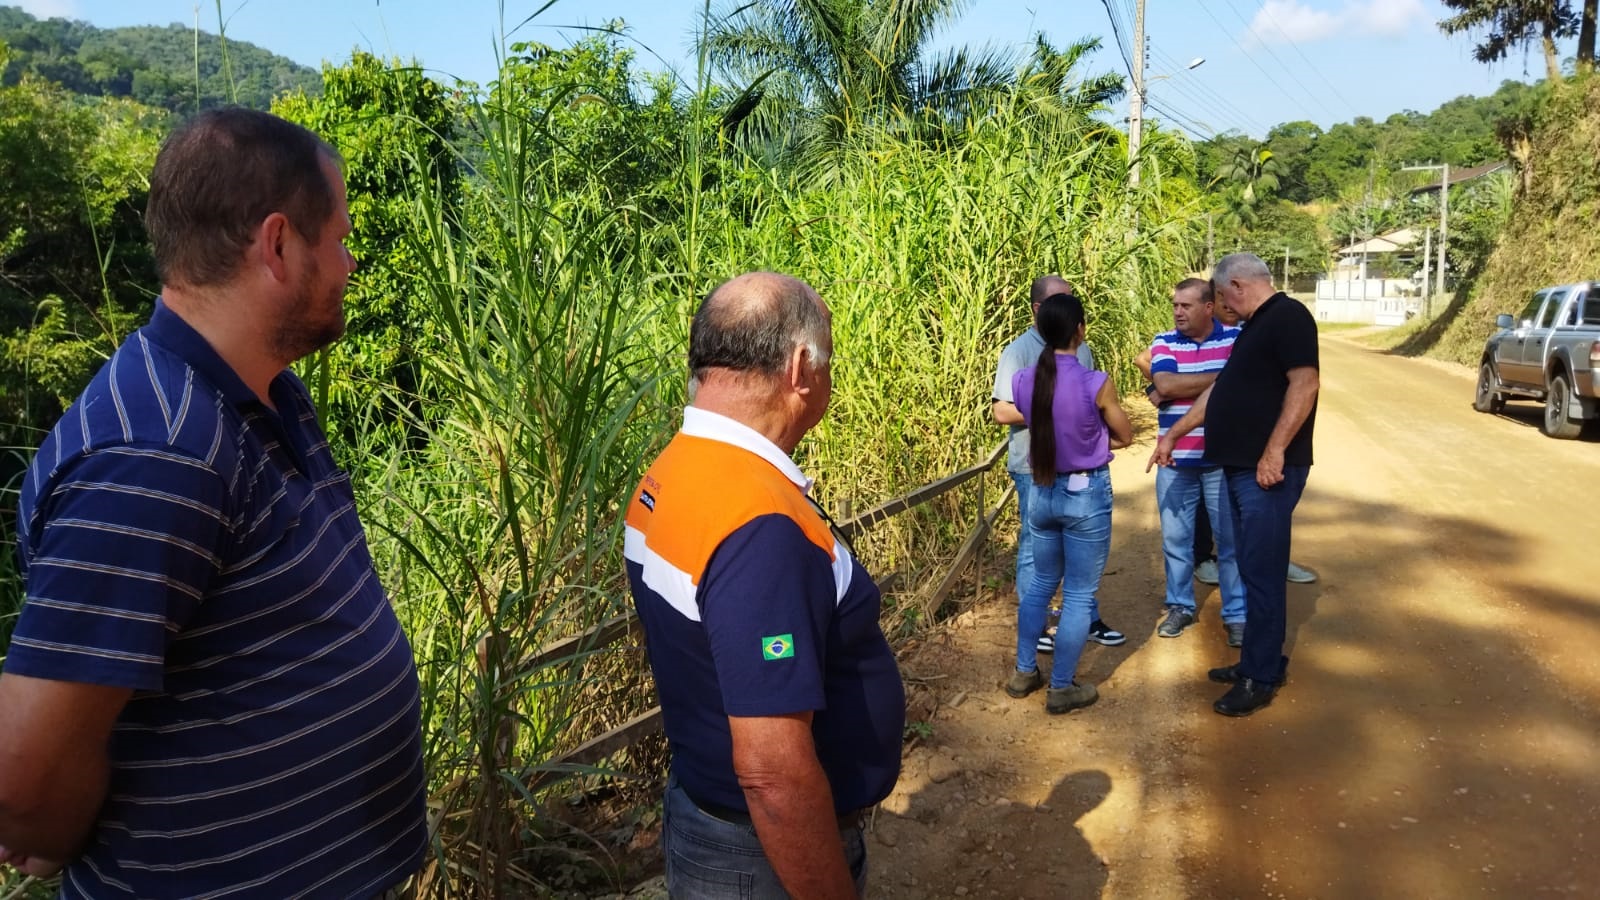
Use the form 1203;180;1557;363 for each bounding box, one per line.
1147;279;1248;646
0;109;426;896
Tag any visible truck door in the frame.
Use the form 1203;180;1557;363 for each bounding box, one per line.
1519;287;1569;387
1501;290;1551;387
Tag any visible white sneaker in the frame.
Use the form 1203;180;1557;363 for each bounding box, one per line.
1194;559;1220;585
1286;562;1317;584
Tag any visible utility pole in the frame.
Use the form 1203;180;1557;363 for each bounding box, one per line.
1421;225;1432;318
1403;162;1451;299
1206;212;1214;270
1128;0;1146;191
1283;246;1290;291
1438;163;1450;298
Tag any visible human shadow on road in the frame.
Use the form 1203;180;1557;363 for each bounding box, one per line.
869;766;1112;899
1185;492;1600;898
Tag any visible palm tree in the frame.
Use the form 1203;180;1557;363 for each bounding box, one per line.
1214;143;1281;204
1214;143;1282;245
705;0;1018;161
1015;34;1125;123
1438;0;1578;82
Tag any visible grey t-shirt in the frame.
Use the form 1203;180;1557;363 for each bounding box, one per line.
993;328;1096;475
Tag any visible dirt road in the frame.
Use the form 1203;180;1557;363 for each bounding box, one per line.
870;335;1600;899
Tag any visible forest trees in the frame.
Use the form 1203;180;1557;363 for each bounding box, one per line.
1438;0;1598;80
0;7;320;112
0;65;161;449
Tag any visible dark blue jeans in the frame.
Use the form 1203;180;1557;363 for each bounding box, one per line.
1224;465;1309;684
662;776;868;898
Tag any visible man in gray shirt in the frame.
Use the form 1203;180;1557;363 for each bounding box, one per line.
992;275;1125;651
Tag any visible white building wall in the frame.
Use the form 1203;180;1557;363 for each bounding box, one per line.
1314;278;1412;326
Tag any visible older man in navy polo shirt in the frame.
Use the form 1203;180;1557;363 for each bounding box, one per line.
626;272;904;898
0;109;427;895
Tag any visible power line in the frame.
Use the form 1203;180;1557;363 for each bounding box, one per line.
1190;0;1337;123
1208;0;1339;121
1148;78;1250;136
1147;46;1270;136
1225;0;1362;119
1145;96;1215;140
1149;46;1265;130
1098;0;1135;77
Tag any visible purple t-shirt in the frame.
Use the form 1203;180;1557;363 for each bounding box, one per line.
1013;352;1113;473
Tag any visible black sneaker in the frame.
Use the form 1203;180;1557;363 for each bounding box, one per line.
1225;622;1245;648
1036;629;1055;654
1087;620;1126;646
1157;607;1195;638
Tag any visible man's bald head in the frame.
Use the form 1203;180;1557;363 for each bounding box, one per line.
1030;275;1075;306
689;271;831;384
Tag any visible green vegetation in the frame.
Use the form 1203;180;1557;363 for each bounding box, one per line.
0;7;1190;894
1192;78;1541;283
0;6;319;112
8;0;1596;892
0;64;160;451
1438;0;1598;81
1375;73;1600;365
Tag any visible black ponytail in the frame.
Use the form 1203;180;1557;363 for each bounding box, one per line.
1028;292;1087;487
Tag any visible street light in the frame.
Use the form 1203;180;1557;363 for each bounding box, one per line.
1130;56;1206;189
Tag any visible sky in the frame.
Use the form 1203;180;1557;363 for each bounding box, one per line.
5;0;1579;140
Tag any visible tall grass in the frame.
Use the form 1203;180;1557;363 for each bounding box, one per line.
322;57;1199;893
0;28;1199;898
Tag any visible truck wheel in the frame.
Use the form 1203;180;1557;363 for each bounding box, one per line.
1543;372;1584;439
1474;362;1505;414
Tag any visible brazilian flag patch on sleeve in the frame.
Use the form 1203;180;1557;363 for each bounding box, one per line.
761;634;795;660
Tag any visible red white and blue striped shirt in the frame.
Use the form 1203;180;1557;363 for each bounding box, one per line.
1149;321;1240;467
9;300;426;898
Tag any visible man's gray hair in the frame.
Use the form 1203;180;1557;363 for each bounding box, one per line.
1212;253;1273;286
688;272;830;384
1030;274;1073;306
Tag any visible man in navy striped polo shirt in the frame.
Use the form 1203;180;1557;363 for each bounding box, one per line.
0;109;427;896
1144;278;1246;646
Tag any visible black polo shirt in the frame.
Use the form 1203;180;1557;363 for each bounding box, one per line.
1203;292;1318;468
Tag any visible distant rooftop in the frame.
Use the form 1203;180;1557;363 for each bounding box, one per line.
1409;161;1511;194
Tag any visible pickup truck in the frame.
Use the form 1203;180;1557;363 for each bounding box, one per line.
1474;281;1600;439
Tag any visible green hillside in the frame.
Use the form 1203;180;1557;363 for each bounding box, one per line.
0;5;319;112
1393;74;1600;366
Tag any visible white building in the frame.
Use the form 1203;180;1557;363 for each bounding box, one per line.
1314;228;1424;326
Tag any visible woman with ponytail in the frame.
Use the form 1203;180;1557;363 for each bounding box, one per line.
1005;292;1133;714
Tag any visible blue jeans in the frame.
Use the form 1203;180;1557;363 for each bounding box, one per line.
1010;470;1105;621
1015;467;1113;689
1224;465;1309;684
1156;465;1245;623
662;776;868;898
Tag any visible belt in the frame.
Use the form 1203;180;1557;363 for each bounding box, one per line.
699;800;867;832
1055;465;1106;477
